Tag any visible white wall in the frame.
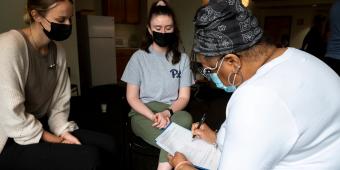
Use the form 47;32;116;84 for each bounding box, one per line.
0;0;80;88
171;0;201;54
0;1;26;32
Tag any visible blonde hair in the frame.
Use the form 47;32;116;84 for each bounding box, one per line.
23;0;73;25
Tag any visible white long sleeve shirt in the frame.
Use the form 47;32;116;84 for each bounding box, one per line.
0;30;78;153
216;48;340;170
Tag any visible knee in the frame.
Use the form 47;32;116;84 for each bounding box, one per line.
99;135;117;155
172;111;193;129
78;146;101;169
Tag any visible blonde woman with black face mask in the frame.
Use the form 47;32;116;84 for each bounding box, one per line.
0;0;116;169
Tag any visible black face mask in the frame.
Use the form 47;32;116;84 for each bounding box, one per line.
42;19;72;41
152;31;176;47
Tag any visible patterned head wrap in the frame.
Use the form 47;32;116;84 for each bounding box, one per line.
193;0;263;57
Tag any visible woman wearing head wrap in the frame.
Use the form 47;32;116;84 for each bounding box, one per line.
168;0;340;169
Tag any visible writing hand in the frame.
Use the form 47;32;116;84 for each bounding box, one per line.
191;123;217;144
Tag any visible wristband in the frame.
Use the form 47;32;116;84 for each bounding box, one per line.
174;161;192;170
166;108;174;117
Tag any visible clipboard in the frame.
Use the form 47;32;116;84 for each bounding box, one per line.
156;122;221;170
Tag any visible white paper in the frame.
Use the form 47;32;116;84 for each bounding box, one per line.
156;122;221;170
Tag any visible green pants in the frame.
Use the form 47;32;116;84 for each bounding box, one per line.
130;101;192;163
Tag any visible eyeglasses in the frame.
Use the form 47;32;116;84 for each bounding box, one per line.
191;57;225;79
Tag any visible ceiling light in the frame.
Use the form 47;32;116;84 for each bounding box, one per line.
242;0;250;7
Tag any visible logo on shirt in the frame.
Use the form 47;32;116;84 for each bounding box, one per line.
170;69;181;78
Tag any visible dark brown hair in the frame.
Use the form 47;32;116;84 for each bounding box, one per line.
24;0;73;24
141;0;182;65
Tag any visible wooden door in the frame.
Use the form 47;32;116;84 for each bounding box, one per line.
103;0;125;23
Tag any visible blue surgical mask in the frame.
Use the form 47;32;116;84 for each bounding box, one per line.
209;73;236;93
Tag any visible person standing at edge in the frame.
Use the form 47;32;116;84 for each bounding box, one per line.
301;15;326;59
324;0;340;76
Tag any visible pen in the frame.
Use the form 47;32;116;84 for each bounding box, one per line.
192;113;207;139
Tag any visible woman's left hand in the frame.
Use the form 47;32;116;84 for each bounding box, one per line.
152;110;171;129
168;152;188;167
60;132;81;145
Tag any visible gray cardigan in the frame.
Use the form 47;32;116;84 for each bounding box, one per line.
0;30;78;153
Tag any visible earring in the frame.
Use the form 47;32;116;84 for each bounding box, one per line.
227;66;243;86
